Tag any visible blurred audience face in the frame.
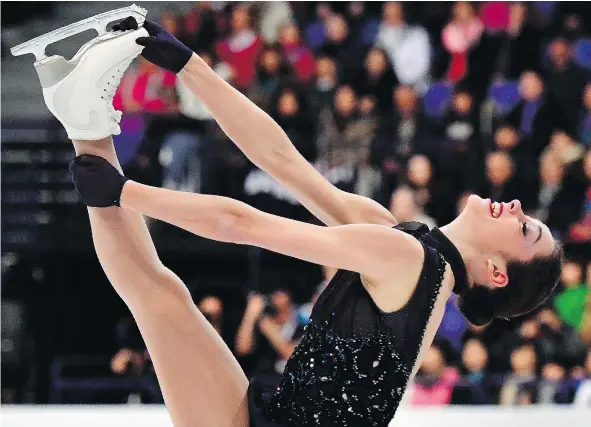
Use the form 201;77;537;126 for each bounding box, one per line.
317;2;333;21
407;155;432;187
271;290;294;319
486;151;513;186
334;86;357;116
520;72;544;101
198;51;214;68
260;47;281;75
199;296;223;333
561;261;583;287
537;308;562;331
453;1;476;23
365;48;388;79
510;345;536;375
348;1;365;18
462;339;488;373
452;92;473;114
279;23;301;47
584;84;591;111
519;318;540;340
494;126;519;151
231;6;251;33
550;132;575;153
161;12;178;35
394;85;418;115
542;362;566;382
548;39;572;70
358;95;377;116
278;90;299;117
316;56;337;81
390;187;419;222
420;345;446;376
508;2;528;34
382;2;404;26
540;151;564;186
326;14;348;42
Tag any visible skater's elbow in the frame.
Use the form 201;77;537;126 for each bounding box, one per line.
213;200;260;245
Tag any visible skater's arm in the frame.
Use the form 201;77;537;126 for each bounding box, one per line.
178;55;395;227
120;181;423;284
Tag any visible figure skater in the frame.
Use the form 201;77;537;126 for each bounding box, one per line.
37;17;562;427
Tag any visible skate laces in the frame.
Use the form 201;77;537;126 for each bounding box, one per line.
101;57;134;124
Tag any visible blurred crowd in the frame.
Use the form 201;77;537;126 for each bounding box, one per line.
3;1;591;406
104;1;591;407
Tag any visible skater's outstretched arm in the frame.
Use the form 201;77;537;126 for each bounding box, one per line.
115;17;396;228
70;155;423;288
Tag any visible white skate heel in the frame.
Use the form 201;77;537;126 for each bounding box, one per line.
11;5;149;141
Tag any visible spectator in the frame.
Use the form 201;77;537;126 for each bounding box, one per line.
179;2;226;53
580;84;591;148
567;151;591;243
535;150;573;232
545;34;591;137
278;22;315;84
304;2;334;51
160;51;233;193
269;87;316;161
308;54;339;117
481;151;519;207
375;2;431;93
370;86;432;204
498;2;545;79
506;71;563;157
113;57;177;115
198;296;224;336
573;349;591;405
298;265;335;322
440;88;483;194
254;1;294;44
493;125;537;208
538;362;572;404
410;342;459;405
535;307;588;368
355;47;397;115
345;1;380;53
441;1;484;82
316;85;376;177
451;338;494;404
216;5;264;89
499;343;537;405
235;292;305;382
554;260;588;331
318;13;365;83
248;44;289;112
389;186;437;229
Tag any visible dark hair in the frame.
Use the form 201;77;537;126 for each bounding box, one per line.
458;241;564;326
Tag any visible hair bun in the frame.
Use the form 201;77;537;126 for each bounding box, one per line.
457;286;497;327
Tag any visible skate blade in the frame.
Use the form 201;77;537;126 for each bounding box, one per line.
10;4;147;63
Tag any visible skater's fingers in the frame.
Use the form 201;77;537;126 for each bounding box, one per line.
141;20;162;36
136;36;160;47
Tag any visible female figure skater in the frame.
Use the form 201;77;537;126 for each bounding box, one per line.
62;18;561;427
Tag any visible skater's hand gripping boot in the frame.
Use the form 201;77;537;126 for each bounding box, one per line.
69;155;129;207
114;17;193;73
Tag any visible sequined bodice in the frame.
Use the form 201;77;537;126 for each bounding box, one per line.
260;222;451;427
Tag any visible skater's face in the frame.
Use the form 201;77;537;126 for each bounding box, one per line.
459;194;555;271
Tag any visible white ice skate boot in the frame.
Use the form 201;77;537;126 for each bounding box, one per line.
11;5;149;141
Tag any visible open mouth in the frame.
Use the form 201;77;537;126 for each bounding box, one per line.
489;201;503;218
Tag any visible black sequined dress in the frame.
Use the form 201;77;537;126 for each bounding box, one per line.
248;222;469;427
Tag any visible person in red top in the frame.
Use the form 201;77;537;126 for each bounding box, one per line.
216;5;264;89
278;22;315;84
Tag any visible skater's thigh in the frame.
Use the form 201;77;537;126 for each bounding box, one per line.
129;280;250;427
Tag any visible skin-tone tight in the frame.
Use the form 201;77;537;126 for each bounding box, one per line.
72;137;250;427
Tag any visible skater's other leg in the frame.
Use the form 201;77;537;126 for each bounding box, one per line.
72;138;249;427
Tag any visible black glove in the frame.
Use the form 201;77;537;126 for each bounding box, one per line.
113;17;193;73
69;155;129;208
